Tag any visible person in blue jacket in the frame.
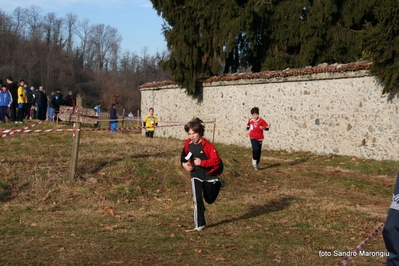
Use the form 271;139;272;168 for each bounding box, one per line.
109;104;118;132
0;84;12;122
93;103;101;128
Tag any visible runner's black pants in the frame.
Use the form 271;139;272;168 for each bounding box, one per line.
250;139;263;164
191;175;221;228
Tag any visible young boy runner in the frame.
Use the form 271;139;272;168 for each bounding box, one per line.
245;107;269;170
180;117;224;231
143;108;158;138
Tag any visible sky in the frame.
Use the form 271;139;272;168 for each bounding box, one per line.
0;0;168;56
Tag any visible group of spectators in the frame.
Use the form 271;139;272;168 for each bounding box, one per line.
0;76;76;123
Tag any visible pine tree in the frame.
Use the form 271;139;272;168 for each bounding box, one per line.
261;0;377;70
151;0;214;96
151;0;382;95
151;0;256;96
360;0;399;95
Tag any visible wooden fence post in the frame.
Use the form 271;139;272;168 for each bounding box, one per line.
122;108;125;128
69;122;81;180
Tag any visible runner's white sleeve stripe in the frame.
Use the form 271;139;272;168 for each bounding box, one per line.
185;152;192;160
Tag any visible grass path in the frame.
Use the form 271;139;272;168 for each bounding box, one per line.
0;125;397;265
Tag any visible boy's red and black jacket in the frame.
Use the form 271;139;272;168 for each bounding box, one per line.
180;138;223;176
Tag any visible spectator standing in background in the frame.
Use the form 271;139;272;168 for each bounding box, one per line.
52;89;63;122
64;90;76;108
31;87;36;119
48;91;55;122
93;103;101;128
43;87;49;120
6;76;18;122
35;86;47;121
109;104;118;133
16;79;27;123
25;84;34;120
128;111;134;125
0;84;12;123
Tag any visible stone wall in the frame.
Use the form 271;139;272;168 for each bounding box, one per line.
141;63;399;161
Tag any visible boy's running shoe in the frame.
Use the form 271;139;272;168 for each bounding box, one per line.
194;226;205;231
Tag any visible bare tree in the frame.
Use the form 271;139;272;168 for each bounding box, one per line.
11;7;26;35
43;12;64;46
75;19;91;68
25;5;43;39
65;13;77;54
0;9;12;31
0;6;170;114
87;24;122;71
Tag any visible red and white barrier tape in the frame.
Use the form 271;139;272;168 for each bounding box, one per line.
337;221;386;266
77;122;216;131
0;107;73;139
0;123;185;136
0;120;216;137
0;120;44;138
5;128;79;134
78;123;194;132
0;122;41;133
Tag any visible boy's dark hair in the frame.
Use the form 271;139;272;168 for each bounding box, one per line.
184;117;205;136
251;107;259;114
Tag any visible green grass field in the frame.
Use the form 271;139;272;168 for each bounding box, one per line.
0;121;397;265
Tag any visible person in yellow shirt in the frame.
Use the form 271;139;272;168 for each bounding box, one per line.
143;107;158;138
16;79;27;123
